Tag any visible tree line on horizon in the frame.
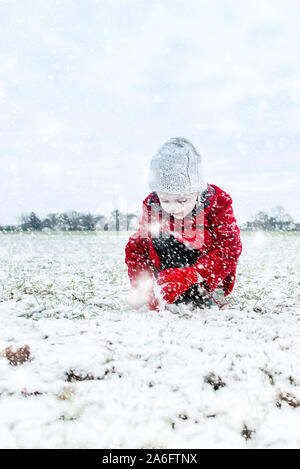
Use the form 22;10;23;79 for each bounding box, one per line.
240;206;299;232
0;205;299;232
0;210;139;232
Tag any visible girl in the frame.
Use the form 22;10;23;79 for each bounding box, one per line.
125;137;242;311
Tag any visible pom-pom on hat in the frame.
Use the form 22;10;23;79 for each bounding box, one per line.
149;137;207;195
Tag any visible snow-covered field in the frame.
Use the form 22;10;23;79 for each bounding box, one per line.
0;231;299;449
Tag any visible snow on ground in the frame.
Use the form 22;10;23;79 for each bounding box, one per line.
0;231;299;449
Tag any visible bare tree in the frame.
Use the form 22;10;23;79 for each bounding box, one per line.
270;206;294;230
43;213;59;230
19;212;43;231
126;214;138;231
253;211;271;231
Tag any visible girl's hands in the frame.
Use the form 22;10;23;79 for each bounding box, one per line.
125;266;200;310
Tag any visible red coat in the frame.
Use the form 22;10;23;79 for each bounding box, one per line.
125;184;242;297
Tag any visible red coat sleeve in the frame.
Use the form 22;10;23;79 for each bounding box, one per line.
194;195;242;295
125;199;156;287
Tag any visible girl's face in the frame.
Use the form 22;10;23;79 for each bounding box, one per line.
157;192;198;219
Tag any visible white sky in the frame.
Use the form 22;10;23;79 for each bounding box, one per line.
0;0;300;224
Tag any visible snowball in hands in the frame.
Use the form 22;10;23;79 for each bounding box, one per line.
125;274;154;309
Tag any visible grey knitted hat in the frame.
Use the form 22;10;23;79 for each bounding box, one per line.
149;137;207;195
